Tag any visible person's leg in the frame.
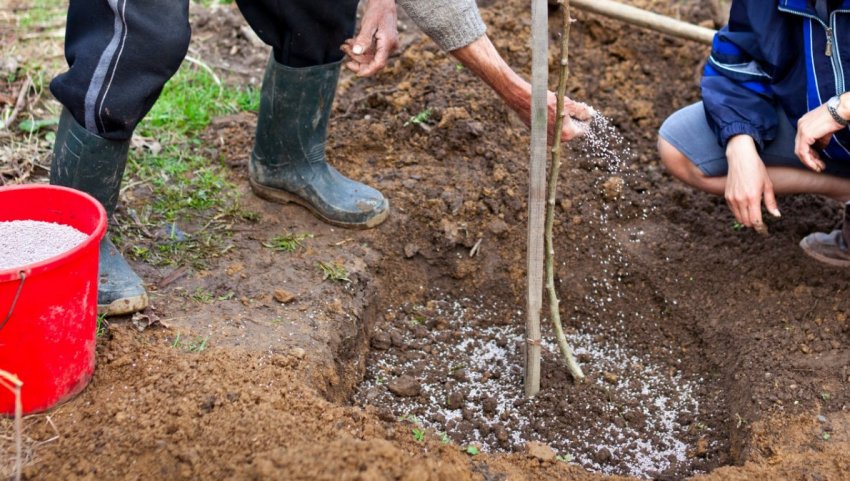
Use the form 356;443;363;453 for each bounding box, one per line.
49;0;191;315
658;103;850;201
234;0;389;229
659;101;850;266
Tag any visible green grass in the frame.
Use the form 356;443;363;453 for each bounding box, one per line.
96;314;108;338
192;0;235;6
118;62;261;267
136;65;259;138
262;233;314;253
318;261;350;283
17;0;65;28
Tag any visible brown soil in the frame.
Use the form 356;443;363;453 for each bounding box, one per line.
3;0;850;480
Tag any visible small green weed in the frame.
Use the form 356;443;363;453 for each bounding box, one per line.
438;432;451;445
400;414;421;425
412;427;425;443
263;233;313;253
555;454;574;463
821;391;832;401
318;261;350;283
731;222;745;231
172;333;209;352
404;108;433;127
823;432;831;441
96;314;108;338
464;445;480;456
191;288;215;303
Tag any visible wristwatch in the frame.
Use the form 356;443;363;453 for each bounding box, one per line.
827;95;850;127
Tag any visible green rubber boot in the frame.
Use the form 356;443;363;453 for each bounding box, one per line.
51;108;149;316
249;58;389;229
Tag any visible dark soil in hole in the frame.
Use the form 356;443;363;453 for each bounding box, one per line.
355;292;728;479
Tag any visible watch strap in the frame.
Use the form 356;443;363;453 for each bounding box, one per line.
828;96;850;127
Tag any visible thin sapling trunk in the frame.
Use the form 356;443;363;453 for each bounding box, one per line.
545;0;585;382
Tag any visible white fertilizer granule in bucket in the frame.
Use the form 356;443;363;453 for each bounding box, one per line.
0;220;89;270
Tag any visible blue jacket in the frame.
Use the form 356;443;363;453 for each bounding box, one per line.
702;0;850;161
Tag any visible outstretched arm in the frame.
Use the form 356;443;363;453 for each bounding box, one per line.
450;34;591;143
343;0;591;142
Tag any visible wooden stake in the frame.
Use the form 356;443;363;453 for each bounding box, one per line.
545;0;585;382
525;0;548;398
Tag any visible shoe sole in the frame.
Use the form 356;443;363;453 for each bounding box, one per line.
249;178;389;230
799;238;850;267
98;292;150;317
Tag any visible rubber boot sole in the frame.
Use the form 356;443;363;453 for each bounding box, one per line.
799;237;850;267
98;292;150;317
249;178;389;230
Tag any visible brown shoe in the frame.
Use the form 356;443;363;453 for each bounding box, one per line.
800;229;850;267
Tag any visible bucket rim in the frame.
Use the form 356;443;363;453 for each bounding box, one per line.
0;184;107;282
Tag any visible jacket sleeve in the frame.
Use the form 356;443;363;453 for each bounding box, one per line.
397;0;486;52
701;1;777;150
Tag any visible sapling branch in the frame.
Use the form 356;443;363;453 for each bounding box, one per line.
544;0;585;382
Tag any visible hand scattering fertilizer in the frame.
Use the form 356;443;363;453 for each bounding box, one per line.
0;185;107;415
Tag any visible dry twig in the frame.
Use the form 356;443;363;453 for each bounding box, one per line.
0;370;23;481
1;76;33;131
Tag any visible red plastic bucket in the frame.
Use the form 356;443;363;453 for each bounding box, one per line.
0;184;106;415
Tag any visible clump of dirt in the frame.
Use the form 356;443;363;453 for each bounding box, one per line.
355;293;725;479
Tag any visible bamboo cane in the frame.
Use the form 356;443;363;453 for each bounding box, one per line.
571;0;715;45
525;0;548;397
545;0;585;382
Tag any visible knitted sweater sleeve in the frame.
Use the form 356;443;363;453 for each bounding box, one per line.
397;0;487;51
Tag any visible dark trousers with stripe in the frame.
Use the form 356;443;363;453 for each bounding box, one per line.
49;0;359;141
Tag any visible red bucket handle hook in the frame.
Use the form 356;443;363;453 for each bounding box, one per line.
0;272;27;331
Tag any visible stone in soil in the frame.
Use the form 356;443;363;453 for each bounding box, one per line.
387;375;420;397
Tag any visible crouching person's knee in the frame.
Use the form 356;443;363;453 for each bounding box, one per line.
657;136;696;183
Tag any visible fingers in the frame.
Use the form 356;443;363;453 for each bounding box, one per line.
561;115;587;141
750;200;768;235
351;20;378;60
564;98;594;122
762;180;781;218
340;40;362;74
356;31;397;77
795;122;828;172
799;144;826;172
726;195;745;227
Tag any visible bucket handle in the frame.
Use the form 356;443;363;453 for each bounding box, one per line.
0;272;26;332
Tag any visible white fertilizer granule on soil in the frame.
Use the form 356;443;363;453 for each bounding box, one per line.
0;220;89;270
